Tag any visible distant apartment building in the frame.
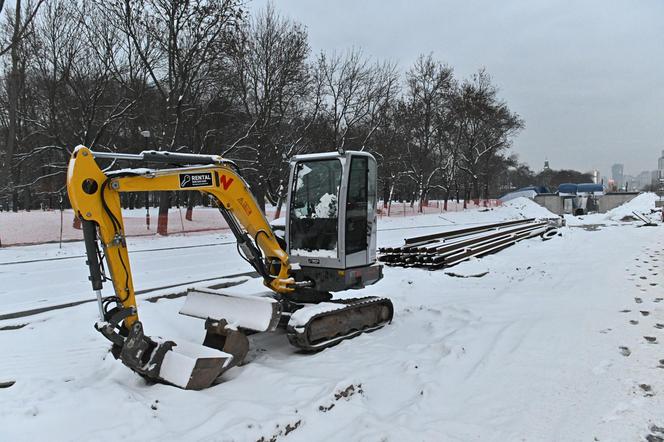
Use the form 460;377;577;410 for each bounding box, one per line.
623;174;635;191
611;164;624;188
635;171;652;190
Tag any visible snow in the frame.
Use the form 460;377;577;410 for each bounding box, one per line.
605;193;659;221
290;248;337;258
158;340;233;389
501;196;558;219
499;188;538;202
270;216;285;228
314;193;337;218
288;302;346;330
1;202;664;440
180;288;279;332
106;167;155;176
565;192;660;227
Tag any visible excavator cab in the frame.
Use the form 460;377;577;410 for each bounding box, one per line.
286;151;382;292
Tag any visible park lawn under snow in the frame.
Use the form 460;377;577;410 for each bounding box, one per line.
1;196;664;441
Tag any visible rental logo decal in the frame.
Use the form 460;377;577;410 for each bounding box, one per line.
179;173;213;188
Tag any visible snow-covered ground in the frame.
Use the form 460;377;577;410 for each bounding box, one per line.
1;196;664;441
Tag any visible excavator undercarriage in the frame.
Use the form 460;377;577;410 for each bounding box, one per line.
67;146;393;389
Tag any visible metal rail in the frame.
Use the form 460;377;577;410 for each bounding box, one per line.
379;219;556;270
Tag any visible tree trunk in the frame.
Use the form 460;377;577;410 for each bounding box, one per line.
463;184;468;209
22;188;30;211
472;179;480;205
418;187;428;213
157;191;170;235
274;194;284;220
382;181;390;208
3;3;22;212
387;181;395;216
185;192;194;221
273;180;286;219
251;179;266;213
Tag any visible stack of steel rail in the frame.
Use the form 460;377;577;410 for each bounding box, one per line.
379;218;558;269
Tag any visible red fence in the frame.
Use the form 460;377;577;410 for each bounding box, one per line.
0;199;501;247
377;199;502;217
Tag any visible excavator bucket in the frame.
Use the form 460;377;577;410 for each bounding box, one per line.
112;320;233;390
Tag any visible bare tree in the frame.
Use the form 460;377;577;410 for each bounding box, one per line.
226;2;311;213
0;1;528;219
396;54;454;210
102;0;243;233
0;0;44;56
316;48;398;152
455;70;523;203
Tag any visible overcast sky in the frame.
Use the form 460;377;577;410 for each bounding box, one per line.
249;0;664;178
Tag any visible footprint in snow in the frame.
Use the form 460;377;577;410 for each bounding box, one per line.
639;384;655;397
619;346;631;357
640;276;648;280
641;311;651;316
644;336;658;344
621;309;632;313
647;425;664;442
655;324;664;330
630;320;639;325
635;297;643;304
655;298;664;303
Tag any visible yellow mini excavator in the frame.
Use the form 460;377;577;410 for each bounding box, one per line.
67;146;393;389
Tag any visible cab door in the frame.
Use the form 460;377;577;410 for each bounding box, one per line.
344;153;377;268
287;156;344;269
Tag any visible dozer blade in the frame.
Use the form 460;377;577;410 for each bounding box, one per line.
112;320;233;390
286;296;394;351
175;286;282;375
179;287;282;333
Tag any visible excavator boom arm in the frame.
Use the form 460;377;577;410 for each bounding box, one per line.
67;145;293;329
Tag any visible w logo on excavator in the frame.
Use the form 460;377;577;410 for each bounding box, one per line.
219;175;234;190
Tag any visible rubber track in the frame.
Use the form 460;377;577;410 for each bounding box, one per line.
286;296;394;351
